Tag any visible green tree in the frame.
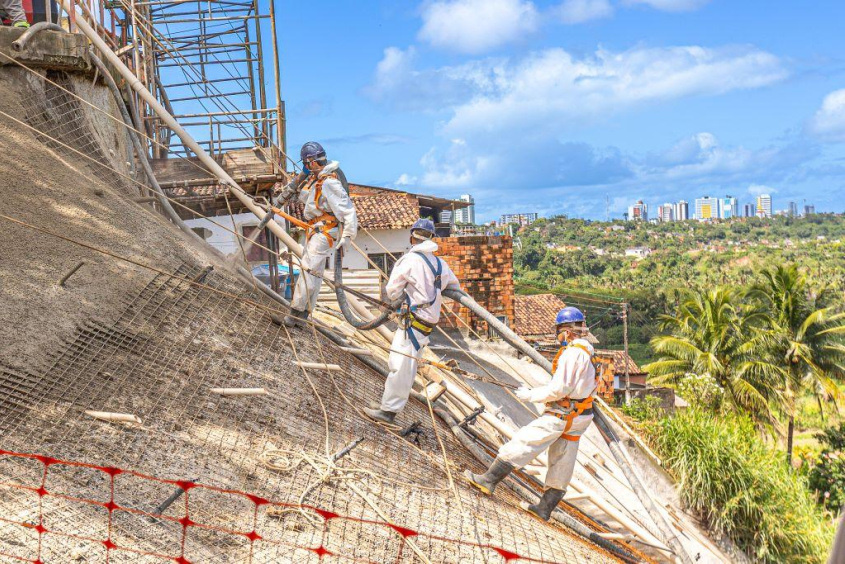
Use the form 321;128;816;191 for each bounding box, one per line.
645;288;784;428
748;264;845;465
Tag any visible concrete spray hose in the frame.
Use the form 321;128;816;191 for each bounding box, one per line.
333;250;402;330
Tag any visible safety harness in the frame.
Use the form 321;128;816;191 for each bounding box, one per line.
545;343;596;442
303;172;340;247
400;251;442;351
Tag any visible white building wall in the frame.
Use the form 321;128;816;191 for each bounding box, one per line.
184;212;282;256
184;214;414;272
341;228;412;270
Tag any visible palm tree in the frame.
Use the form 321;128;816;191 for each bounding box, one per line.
748;264;845;465
645;287;785;428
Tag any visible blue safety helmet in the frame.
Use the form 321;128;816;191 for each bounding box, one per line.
300;141;326;164
411;218;436;239
555;306;585;326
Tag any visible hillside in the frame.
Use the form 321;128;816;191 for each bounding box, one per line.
513;215;845;364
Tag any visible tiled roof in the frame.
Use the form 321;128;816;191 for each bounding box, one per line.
349;186;419;230
514;294;568;337
594;349;647;375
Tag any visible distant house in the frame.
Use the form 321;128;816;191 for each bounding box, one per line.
624;247;652;258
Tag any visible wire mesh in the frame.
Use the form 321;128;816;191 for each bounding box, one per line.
0;53;626;564
0;263;620;562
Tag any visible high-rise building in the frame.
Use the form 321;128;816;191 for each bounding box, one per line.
743;203;754;217
804;204;815;216
720;196;738;219
695;196;720;221
439;209;453;225
756;194;772;218
627;200;648;221
659;203;674;223
674;200;689;221
499;213;538;226
454;194;475;224
788;201;798;218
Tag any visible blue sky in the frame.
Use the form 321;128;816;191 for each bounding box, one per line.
275;0;845;223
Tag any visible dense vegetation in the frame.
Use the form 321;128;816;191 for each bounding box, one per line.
512;214;845;560
514;214;845;366
649;409;832;562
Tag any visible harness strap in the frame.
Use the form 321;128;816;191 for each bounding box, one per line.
305;173;340;247
545;396;595;434
412;251;443;306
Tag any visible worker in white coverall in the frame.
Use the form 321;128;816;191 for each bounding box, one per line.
363;218;460;425
465;306;596;521
1;0;29;27
273;142;358;327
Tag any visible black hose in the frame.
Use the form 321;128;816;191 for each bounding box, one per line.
333;250;400;330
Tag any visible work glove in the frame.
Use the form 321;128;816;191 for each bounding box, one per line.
272;179;299;207
515;386;533;402
336;235;352;251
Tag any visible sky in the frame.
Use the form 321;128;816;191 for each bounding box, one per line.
274;0;845;223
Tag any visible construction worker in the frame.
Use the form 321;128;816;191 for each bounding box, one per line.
465;306;595;521
364;218;460;424
275;142;358;327
1;0;29;28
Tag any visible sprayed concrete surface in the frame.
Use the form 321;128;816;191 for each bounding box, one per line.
0;61;627;562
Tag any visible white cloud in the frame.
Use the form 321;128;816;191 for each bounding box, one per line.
748;183;777;196
367;45;786;135
418;0;539;54
555;0;613;24
623;0;711;12
395;173;419;187
808;89;845;142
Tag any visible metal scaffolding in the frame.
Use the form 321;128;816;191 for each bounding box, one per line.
121;0;285;164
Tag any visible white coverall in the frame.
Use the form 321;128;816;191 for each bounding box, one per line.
497;339;596;490
290;161;358;314
379;239;460;413
1;0;27;24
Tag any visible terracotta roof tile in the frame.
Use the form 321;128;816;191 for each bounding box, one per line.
594;349;646;375
349;187;419;230
514;294;568;338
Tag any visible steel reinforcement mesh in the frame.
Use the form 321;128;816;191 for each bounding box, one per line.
0;264;619;563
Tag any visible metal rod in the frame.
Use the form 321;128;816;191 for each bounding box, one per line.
58;262;85;287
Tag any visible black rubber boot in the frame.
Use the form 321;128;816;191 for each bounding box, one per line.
464;458;515;495
283;308;308;328
522;488;565;521
363;407;397;424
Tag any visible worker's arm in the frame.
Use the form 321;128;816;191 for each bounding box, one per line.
383;257;411;302
521;348;586;404
322;177;358;240
272;172;306;206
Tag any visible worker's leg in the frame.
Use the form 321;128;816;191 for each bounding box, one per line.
545;414;593;490
497;415;567;469
1;0;27;24
466;415;565;495
381;327;426;413
290;233;330;314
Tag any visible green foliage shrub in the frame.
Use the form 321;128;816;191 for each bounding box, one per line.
620;396;663;422
652;410;833;563
809;423;845;511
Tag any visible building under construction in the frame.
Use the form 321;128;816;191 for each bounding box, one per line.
0;4;736;563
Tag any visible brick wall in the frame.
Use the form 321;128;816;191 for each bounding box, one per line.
433;235;515;335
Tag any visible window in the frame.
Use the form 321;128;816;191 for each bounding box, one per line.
240;225;269;262
368;253;401;275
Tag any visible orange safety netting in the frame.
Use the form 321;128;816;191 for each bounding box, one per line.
0;450;565;564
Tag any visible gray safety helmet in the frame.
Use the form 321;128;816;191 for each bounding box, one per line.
300;141;326;164
411;218;436;240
